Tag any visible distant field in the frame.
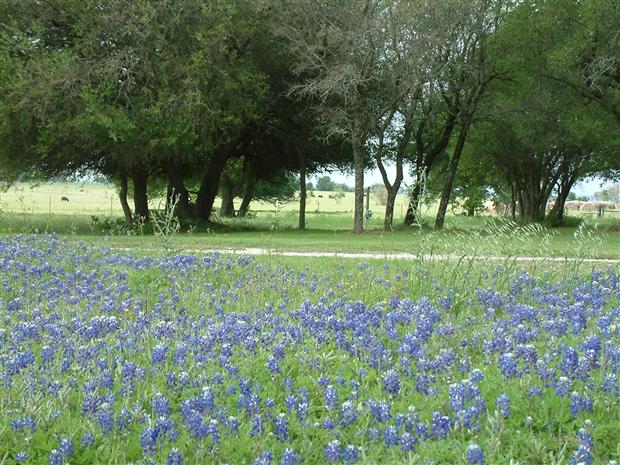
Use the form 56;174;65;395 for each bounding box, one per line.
1;182;619;259
0;181;411;217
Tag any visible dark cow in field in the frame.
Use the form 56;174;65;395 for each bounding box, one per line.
61;196;69;202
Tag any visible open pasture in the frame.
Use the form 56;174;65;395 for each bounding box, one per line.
0;182;410;218
2;184;619;261
1;234;619;464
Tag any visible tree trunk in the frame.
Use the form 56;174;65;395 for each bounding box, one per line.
238;179;255;217
131;169;149;221
467;204;475;217
298;153;307;230
547;178;575;225
219;172;235;217
510;184;516;220
383;187;398;230
167;171;193;219
352;141;365;233
195;150;230;221
118;174;133;225
521;187;546;224
404;177;422;226
435;123;469;230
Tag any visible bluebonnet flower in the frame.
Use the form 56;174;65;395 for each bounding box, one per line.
208;419;220;445
603;373;618;396
282;378;294;391
570;392;593;417
496;394;510;418
59;437;73;457
340;401;357;426
368;400;391;423
431;412;451;439
253;451;273;465
325;385;338;411
81;432;95;447
555;377;572;397
384;425;399;446
251;414;265;437
117;407;131;431
325;440;342;463
267;355;280;374
499;353;519;379
48;449;62;465
400;432;417;452
285;394;297;412
366;427;381;441
12;416;36;433
15;452;29;463
153;393;170;417
296;394;309;422
97;405;114;434
470;369;484;383
467;444;484;465
529;386;543;397
382;370;401;396
280;449;299;465
141;427;158;454
322;418;336;430
168;448;183;465
227;416;241;434
569;445;592;465
577;427;593;449
561;347;579;377
344;445;359;463
152;344;168;366
273;413;289;441
174;344;187;365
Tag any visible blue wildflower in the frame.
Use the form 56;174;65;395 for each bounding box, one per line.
344;445;359;463
273;413;289;441
58;437;73;457
496;394;510;418
325;440;342;463
167;448;183;465
467;444;484;465
325;385;338;411
280;449;299;465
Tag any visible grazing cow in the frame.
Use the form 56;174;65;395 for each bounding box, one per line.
61;196;69;202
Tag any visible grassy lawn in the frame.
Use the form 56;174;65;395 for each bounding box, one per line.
1;211;618;259
1;182;619;259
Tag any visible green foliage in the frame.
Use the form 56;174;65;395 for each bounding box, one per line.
253;171;299;205
315;176;353;192
316;176;336;192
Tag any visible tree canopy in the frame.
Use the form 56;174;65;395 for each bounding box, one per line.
1;0;618;230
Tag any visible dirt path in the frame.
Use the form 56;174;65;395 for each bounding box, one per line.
112;246;620;264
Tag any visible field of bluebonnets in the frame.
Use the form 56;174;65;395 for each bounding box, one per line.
1;234;619;465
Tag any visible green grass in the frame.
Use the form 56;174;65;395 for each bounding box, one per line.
2;211;619;259
1;182;619;259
